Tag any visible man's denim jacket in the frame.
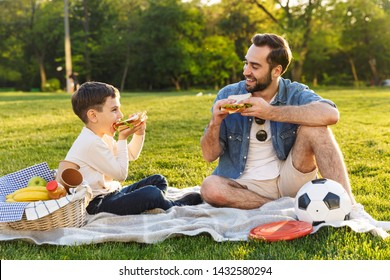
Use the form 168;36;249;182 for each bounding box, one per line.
207;78;336;179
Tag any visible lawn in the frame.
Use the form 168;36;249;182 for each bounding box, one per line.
0;87;389;260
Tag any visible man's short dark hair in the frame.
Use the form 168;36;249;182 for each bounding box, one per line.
71;81;119;124
251;33;292;75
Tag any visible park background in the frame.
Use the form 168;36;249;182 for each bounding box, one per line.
0;0;389;92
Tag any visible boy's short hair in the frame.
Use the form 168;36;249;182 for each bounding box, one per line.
251;33;292;75
71;81;120;124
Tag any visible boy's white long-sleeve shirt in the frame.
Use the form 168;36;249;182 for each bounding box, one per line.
65;127;144;198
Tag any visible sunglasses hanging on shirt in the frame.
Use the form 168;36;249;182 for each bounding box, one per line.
254;117;267;142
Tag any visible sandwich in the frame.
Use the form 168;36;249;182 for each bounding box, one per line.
113;111;148;132
221;103;252;114
221;93;252;114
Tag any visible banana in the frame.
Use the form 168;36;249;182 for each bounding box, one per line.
5;186;51;202
10;186;46;195
12;190;50;202
6;193;14;199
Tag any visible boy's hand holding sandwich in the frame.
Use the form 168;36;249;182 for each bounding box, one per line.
114;111;147;139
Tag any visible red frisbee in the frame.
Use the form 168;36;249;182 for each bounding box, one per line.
249;220;313;242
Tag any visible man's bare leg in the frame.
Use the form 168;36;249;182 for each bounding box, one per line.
292;126;356;204
200;175;271;209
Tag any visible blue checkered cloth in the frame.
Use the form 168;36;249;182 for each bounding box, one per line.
0;162;54;222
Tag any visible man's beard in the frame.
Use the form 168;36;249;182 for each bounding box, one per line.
245;70;272;93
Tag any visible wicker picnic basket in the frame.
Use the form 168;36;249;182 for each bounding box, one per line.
7;188;89;231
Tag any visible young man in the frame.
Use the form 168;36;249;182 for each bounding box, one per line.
200;33;357;210
66;81;202;215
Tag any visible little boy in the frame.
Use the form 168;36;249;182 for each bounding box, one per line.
65;81;202;215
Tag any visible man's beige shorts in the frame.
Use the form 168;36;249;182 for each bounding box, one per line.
235;152;317;200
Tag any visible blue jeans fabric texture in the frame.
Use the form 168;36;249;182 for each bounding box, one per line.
208;78;337;179
86;174;176;215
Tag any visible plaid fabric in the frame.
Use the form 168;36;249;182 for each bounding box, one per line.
24;188;78;221
0;162;54;222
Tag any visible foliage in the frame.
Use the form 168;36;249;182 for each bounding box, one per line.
0;0;389;90
135;0;204;90
339;0;390;85
0;0;64;90
42;78;61;92
194;35;241;89
0;88;389;259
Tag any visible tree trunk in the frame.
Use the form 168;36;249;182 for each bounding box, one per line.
368;57;379;85
313;72;318;87
120;51;130;92
348;56;359;83
291;60;303;82
39;59;46;91
291;0;314;82
83;0;92;81
171;77;181;91
64;0;73;93
291;48;308;82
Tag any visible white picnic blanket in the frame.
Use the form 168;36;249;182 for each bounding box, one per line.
0;186;389;245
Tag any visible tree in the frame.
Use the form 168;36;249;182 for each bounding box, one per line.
335;0;390;85
0;0;24;87
215;0;262;82
250;0;324;82
0;0;63;90
136;0;204;90
69;0;115;83
301;2;343;86
21;0;64;90
106;0;147;91
195;35;241;89
0;0;388;90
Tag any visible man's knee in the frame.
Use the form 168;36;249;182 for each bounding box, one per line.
298;125;330;141
200;175;224;205
292;126;330;172
294;125;335;154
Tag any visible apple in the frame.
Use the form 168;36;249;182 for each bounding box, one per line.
27;176;47;187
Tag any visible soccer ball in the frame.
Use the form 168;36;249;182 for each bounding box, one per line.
294;178;352;225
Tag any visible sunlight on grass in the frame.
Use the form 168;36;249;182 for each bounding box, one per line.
0;88;389;259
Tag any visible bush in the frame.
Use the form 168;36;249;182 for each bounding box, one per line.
322;73;354;86
43;78;61;92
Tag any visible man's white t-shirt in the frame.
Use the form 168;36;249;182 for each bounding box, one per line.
239;118;281;180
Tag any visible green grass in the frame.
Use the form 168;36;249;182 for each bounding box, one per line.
0;88;389;260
